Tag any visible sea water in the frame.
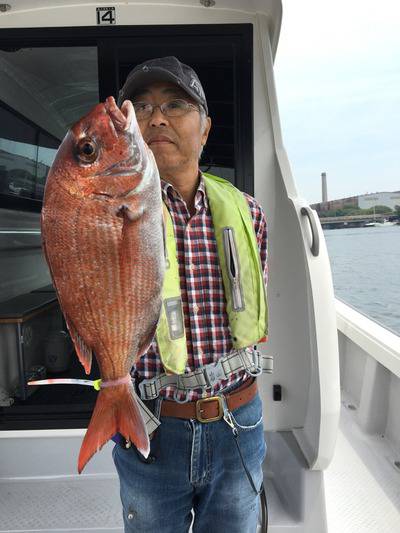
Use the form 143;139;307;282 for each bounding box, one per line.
323;224;400;336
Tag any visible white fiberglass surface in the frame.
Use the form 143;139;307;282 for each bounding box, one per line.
0;475;123;532
324;397;400;532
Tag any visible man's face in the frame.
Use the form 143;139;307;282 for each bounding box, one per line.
132;81;211;178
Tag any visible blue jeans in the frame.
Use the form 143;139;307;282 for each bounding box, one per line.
112;391;267;533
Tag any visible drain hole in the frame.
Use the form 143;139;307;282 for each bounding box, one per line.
394;461;400;470
347;404;357;410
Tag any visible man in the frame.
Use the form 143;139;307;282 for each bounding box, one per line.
113;56;268;533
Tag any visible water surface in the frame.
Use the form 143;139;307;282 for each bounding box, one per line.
323;225;400;335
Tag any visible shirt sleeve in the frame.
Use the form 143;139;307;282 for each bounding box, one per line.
243;192;268;286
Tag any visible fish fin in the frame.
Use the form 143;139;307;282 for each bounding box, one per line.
64;314;93;375
78;384;149;473
116;203;144;222
42;237;93;374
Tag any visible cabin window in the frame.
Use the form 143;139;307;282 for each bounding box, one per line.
0;46;99;210
0;103;59;202
0;45;100;430
0;25;253;431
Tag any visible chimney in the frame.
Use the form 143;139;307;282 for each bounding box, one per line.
321;172;328;203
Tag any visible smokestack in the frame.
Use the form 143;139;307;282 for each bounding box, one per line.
321;172;328;203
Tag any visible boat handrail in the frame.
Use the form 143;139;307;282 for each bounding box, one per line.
335;298;400;378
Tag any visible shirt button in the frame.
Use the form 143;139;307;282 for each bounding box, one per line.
193;304;199;313
189;263;195;272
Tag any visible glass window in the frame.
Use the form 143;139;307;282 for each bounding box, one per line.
0;46;99;205
0;105;60;202
0;45;99;429
0;106;38;199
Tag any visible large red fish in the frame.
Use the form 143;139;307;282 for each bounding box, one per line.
41;97;164;473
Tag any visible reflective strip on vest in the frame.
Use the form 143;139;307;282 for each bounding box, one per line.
155;174;268;375
155;204;188;375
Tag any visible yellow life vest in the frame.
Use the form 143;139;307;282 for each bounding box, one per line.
155;173;268;374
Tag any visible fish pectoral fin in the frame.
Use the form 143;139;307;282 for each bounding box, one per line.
64;313;93;374
116;203;144;222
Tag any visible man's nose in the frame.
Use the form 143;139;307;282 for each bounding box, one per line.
149;106;168;127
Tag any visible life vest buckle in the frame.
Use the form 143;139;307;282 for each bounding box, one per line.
204;359;225;388
196;396;224;423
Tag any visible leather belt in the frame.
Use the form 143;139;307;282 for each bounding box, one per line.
160;378;257;423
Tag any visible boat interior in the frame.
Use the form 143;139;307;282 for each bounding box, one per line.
0;2;399;532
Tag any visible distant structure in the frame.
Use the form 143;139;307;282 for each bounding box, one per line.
311;173;400;212
358;192;400;210
321;172;328;203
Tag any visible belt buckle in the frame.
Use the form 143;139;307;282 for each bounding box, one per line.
196;396;223;423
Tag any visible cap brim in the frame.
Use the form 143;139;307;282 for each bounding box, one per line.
119;67;207;113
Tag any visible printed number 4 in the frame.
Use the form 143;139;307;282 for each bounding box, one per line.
97;9;116;25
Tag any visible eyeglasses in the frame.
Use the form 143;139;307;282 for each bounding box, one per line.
132;99;200;120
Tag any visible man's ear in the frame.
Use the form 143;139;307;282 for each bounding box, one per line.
201;116;212;145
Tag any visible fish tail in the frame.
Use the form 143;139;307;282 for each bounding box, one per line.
78;384;149;474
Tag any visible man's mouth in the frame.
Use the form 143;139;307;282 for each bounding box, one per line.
147;136;174;146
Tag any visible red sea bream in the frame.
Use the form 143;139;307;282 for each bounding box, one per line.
41;97;164;473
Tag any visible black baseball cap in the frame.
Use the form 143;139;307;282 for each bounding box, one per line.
118;56;208;115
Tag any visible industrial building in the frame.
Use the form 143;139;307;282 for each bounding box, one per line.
358;191;400;210
311;172;400;212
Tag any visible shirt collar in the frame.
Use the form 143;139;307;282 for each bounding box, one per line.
160;173;208;212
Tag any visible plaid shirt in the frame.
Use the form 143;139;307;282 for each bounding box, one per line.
133;174;268;401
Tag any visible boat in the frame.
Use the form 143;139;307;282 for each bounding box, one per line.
375;218;396;226
1;2;399;532
365;218;396;227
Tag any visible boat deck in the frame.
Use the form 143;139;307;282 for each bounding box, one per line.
0;475;122;533
324;394;400;532
1;398;399;533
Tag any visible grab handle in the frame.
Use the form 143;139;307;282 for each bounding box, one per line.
301;206;320;257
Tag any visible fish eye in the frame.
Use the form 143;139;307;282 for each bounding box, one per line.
76;137;98;164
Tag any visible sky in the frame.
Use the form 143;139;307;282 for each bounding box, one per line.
274;0;400;205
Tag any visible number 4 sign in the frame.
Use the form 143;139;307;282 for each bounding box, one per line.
96;7;116;25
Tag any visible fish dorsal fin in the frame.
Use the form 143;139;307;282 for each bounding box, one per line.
64;313;93;375
42;237;93;375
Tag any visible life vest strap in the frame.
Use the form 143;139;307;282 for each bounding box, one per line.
138;348;273;402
